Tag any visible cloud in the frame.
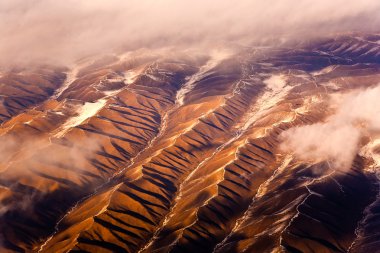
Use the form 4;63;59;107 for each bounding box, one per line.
1;0;380;67
280;85;380;169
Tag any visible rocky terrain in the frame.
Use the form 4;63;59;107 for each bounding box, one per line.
0;34;380;253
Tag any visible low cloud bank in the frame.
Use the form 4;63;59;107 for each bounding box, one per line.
281;85;380;169
1;0;380;66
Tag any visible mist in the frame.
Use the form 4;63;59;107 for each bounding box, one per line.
1;0;380;67
280;85;380;169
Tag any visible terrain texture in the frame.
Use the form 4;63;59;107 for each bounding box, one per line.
0;34;380;253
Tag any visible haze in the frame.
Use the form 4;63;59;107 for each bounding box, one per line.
1;0;380;67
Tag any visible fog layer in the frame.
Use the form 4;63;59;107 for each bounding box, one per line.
1;0;380;66
281;85;380;169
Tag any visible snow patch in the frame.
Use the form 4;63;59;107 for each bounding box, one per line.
54;99;107;138
242;74;292;131
294;95;322;115
124;70;139;85
102;87;124;97
323;81;340;90
54;68;137;138
176;49;233;106
312;65;337;76
145;73;161;82
53;67;79;98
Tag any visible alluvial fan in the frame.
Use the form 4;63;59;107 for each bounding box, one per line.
0;34;380;253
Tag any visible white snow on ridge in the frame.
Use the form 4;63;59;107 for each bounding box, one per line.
145;73;161;82
53;67;79;99
323;81;340;90
294;95;322;115
124;70;139;85
311;65;337;76
100;69;141;96
176;49;233;106
54;68;139;138
54;99;107;138
54;86;127;138
102;87;124;97
242;74;292;131
354;36;380;46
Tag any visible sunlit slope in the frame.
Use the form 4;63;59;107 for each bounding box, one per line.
0;34;380;253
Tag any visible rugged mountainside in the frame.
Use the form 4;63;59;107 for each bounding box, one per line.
0;34;380;253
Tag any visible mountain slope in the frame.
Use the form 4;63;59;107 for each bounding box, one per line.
0;34;380;253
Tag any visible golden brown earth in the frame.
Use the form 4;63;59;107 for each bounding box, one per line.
0;34;380;253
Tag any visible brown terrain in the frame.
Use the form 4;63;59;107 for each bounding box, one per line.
0;34;380;253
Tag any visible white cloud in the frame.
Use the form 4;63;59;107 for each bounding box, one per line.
281;85;380;169
1;0;380;66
